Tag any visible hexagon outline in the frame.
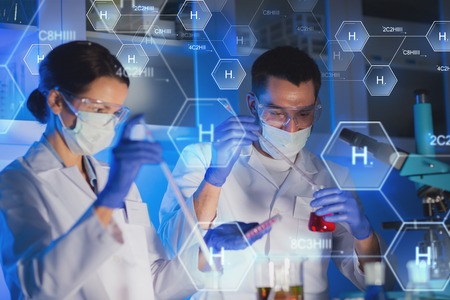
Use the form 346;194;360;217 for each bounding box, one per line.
363;65;398;97
223;25;257;57
4;0;47;67
287;0;318;12
320;121;399;191
116;44;149;77
426;21;450;52
211;59;246;90
320;40;354;72
23;44;53;76
177;0;212;31
0;66;26;134
383;222;409;292
379;189;405;224
204;0;228;12
385;221;450;292
167;98;245;169
86;0;121;32
135;25;166;56
177;221;257;291
335;21;370;52
113;0;167;35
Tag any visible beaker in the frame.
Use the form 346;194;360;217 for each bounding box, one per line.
308;207;335;232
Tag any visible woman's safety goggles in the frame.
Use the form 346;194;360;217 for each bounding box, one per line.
256;98;322;130
56;87;130;126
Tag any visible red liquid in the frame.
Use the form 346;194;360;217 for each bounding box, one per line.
308;212;335;232
257;287;271;300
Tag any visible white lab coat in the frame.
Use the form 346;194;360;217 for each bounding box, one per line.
159;143;376;300
0;139;197;300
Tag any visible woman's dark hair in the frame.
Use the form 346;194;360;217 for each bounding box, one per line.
251;46;321;99
27;41;130;123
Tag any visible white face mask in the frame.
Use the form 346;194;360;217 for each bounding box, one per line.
58;112;117;155
259;123;311;160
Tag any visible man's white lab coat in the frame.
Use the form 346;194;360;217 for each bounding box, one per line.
159;143;373;300
0;140;196;300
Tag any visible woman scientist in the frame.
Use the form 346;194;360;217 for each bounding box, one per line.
0;41;267;300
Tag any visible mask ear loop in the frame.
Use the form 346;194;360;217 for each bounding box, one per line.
52;90;77;131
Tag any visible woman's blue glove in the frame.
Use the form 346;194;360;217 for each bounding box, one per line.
204;116;260;187
204;221;270;253
310;188;372;240
95;115;162;209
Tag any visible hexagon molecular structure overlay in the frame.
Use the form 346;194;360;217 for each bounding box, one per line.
320;40;354;72
23;44;53;75
211;59;246;90
0;67;25;134
86;0;120;32
335;21;370;52
321;121;399;190
385;222;450;292
426;21;450;52
134;25;167;56
116;44;149;77
287;0;318;12
178;222;256;291
363;65;397;97
168;98;245;168
203;0;227;12
223;25;257;56
177;0;212;31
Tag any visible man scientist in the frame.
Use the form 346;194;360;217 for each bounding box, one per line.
158;46;383;299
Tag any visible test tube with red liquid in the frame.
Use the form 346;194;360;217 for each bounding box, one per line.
308;211;335;232
245;214;282;240
308;186;335;232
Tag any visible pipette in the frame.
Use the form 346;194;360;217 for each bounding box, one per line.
137;119;218;273
253;131;320;192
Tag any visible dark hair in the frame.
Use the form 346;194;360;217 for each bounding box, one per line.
27;41;130;123
251;46;321;99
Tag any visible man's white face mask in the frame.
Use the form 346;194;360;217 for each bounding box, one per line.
58;112;117;155
259;122;312;160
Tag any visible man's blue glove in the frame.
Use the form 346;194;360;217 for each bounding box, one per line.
310;188;372;240
204;221;270;253
95;115;162;209
204;116;260;187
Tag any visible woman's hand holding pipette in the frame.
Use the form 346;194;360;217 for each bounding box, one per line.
95;115;162;209
204;116;260;187
204;220;274;253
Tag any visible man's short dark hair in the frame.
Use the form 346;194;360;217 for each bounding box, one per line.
251;46;321;99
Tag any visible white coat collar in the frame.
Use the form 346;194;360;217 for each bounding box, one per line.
245;145;321;198
23;138;110;199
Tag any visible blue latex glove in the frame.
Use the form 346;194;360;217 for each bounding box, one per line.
204;221;271;253
204;116;260;187
95;115;162;209
310;188;372;240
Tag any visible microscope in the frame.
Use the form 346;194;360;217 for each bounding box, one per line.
339;89;450;282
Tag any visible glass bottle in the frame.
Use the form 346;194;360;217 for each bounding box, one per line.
364;262;388;300
267;258;304;300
